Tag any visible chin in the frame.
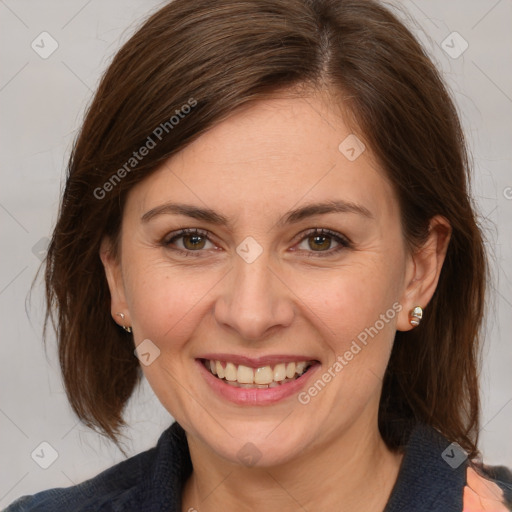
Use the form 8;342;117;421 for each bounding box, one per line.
200;422;313;469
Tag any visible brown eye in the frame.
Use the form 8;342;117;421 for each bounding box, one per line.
295;228;351;257
181;233;207;250
307;233;333;251
163;228;215;255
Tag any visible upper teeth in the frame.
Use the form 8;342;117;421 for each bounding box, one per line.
206;360;312;385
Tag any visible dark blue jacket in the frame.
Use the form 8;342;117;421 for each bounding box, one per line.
4;421;512;511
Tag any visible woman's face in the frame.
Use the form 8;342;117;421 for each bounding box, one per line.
103;92;436;467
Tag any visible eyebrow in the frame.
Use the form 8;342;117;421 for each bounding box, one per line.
140;199;373;227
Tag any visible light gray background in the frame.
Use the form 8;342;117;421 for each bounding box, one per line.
1;0;511;507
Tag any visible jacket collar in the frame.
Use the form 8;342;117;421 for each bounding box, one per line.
134;421;467;511
384;423;468;511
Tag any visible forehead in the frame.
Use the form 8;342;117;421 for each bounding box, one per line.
127;94;398;228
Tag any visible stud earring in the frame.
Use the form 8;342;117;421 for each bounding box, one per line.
409;306;423;327
116;312;132;333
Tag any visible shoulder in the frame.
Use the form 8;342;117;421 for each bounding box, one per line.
3;421;191;512
4;421;190;511
463;463;512;511
4;445;157;512
384;422;512;512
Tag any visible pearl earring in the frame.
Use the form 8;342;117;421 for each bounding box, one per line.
116;312;132;333
409;306;423;327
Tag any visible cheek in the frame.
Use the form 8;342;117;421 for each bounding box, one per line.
124;231;405;350
298;258;402;340
125;259;217;350
296;259;404;403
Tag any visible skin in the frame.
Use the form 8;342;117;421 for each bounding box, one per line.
464;467;508;511
100;90;452;511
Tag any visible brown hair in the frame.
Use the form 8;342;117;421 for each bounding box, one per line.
42;0;487;457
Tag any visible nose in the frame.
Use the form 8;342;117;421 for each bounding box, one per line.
214;248;295;342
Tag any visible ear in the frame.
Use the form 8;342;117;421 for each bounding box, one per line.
99;236;131;328
396;215;452;331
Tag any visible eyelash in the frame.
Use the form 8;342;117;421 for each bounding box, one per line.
162;227;351;258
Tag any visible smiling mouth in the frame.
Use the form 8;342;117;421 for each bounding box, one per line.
200;358;318;389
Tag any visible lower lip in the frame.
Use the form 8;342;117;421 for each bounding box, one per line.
196;359;321;405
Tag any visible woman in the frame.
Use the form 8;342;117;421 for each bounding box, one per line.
6;0;512;510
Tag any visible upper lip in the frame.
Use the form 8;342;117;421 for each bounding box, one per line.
197;353;319;368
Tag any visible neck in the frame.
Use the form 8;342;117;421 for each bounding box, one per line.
181;414;404;512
